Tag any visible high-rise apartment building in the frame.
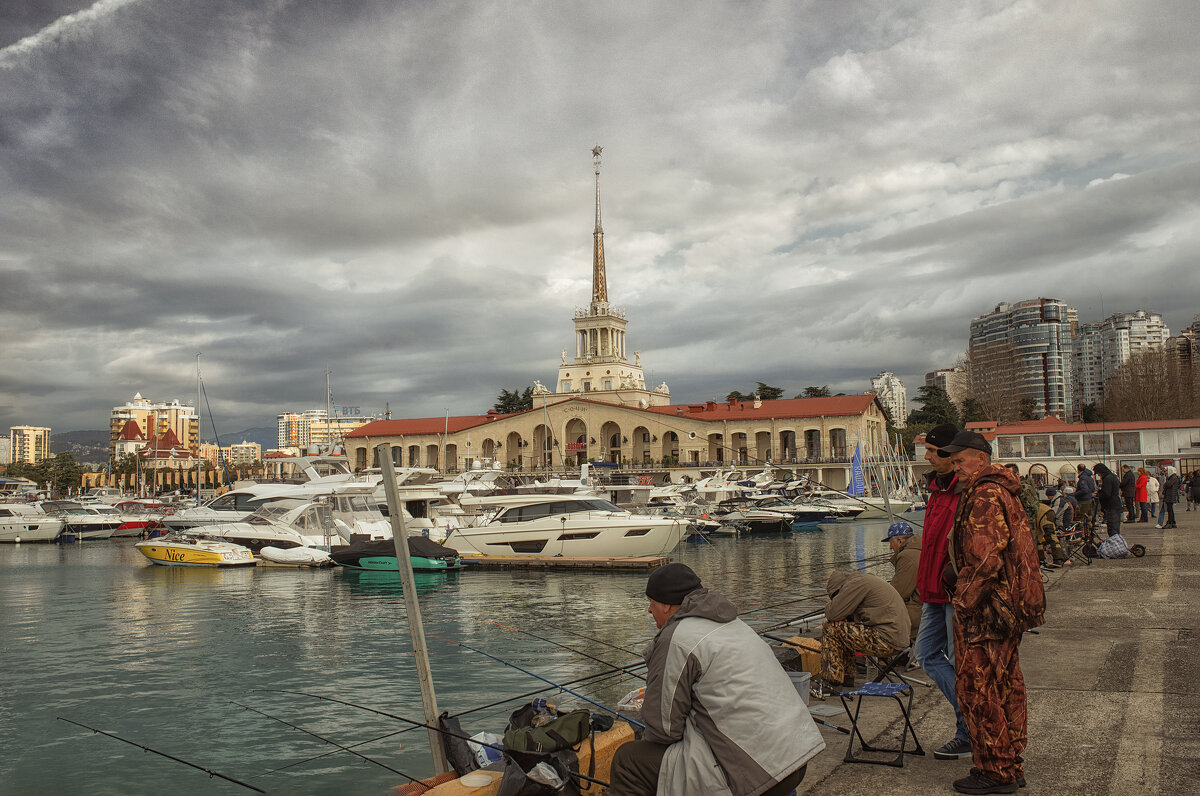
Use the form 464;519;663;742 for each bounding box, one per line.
226;441;262;466
109;394;197;465
871;372;907;427
9;426;52;465
277;410;375;451
1072;310;1169;408
968;298;1078;419
925;368;967;408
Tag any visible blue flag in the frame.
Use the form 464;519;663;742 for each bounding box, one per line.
849;443;865;497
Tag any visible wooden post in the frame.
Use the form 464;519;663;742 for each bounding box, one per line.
379;444;450;774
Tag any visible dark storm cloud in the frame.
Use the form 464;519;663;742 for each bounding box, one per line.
1;1;1198;433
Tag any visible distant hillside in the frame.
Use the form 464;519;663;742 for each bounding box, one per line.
205;426;276;452
50;430;110;466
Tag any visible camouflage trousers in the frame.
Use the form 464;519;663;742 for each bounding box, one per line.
953;626;1026;785
1035;525;1067;563
820;620;899;684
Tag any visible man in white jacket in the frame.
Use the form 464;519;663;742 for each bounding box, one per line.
607;563;825;796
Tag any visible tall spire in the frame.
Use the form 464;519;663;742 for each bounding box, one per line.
591;144;607;305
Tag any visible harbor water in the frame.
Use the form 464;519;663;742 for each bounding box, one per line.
0;523;895;795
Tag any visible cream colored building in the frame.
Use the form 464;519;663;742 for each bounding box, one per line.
277;409;375;450
9;426;51;465
345;148;889;489
109;394;197;465
226;441;262;466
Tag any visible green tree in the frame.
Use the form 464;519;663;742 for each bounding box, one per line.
1018;397;1039;421
45;452;83;496
798;385;831;398
960;397;987;423
906;385;962;428
1080;403;1102;423
494;386;534;413
755;382;784;400
725;390;749;402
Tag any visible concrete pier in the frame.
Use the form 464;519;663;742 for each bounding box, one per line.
798;510;1199;794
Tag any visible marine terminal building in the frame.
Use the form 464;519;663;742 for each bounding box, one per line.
347;148;890;489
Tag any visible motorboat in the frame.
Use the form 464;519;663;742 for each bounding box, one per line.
82;503;158;537
259;546;335;567
330;536;461;571
39;501;123;540
445;494;687;557
134;533;256;567
199;493;391;553
738;495;841;524
0;503;65;542
707;498;793;534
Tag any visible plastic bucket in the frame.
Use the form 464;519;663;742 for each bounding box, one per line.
788;670;812;705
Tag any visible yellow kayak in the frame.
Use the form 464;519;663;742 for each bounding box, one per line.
135;534;256;567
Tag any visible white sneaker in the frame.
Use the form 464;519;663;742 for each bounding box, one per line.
1154;524;1163;529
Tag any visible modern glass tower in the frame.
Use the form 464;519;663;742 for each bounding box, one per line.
968;298;1078;419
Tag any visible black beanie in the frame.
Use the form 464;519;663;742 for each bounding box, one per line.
645;563;702;605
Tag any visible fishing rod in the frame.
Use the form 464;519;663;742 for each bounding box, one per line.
555;625;644;658
231;701;426;786
255;689;612;790
268;660;652;778
257;725;411;777
430;634;645;729
481;619;646;680
758;607;827;634
57;717;266;793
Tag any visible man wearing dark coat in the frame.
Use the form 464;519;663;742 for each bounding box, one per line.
1093;463;1123;538
1119;464;1136;522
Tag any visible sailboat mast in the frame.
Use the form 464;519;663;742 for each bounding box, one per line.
325;370;333;455
195;352;202;507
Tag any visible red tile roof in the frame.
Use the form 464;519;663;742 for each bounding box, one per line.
116;420;144;441
345;394;882;439
645;394;881;421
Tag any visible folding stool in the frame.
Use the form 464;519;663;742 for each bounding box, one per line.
838;681;925;767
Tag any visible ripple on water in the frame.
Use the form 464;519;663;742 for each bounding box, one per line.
1;524;893;793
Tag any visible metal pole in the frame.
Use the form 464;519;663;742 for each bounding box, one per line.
379;444;450;775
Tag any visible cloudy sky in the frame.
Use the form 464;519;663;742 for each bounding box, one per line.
2;0;1197;436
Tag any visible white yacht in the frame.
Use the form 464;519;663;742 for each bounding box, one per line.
446;494;687;558
39;501;123;540
201;494;390;553
0;503;65;542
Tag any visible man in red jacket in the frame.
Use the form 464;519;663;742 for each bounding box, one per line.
913;423;971;760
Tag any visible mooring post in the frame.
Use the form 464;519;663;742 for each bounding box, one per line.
379;445;451;774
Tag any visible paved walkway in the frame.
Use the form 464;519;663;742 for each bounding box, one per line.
796;507;1199;795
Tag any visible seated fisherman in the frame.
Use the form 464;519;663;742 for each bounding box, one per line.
812;570;911;698
885;521;922;646
1034;493;1069;567
607;563;825;796
1047;486;1077;529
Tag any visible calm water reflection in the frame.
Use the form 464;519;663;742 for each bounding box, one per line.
0;523;893;795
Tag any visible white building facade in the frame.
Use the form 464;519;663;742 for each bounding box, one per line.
1072;310;1169;409
871;371;907;427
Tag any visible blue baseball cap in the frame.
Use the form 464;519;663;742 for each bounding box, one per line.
883;522;913;542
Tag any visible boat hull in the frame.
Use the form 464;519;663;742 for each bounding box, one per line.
0;519;65;543
444;515;685;557
134;538;257;567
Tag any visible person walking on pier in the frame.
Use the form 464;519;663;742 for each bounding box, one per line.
1093;463;1122;538
940;430;1046;794
914;423;972;761
607;563;823;796
1135;467;1150;523
1120;465;1136;523
1074;464;1096;533
1158;466;1181;529
1146;470;1161;521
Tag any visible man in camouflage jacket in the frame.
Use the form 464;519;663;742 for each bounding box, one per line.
940;431;1047;795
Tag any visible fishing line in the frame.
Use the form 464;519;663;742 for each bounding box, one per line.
256;726;411;777
231;701;426;786
254;690;612;789
430;634;645;728
480;619;646;680
57;717;266;793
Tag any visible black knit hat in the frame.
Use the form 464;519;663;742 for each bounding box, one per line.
646;563;702;605
924;423;959;449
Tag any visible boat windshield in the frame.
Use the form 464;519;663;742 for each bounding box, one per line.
246;504;296;525
495;498;622;523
